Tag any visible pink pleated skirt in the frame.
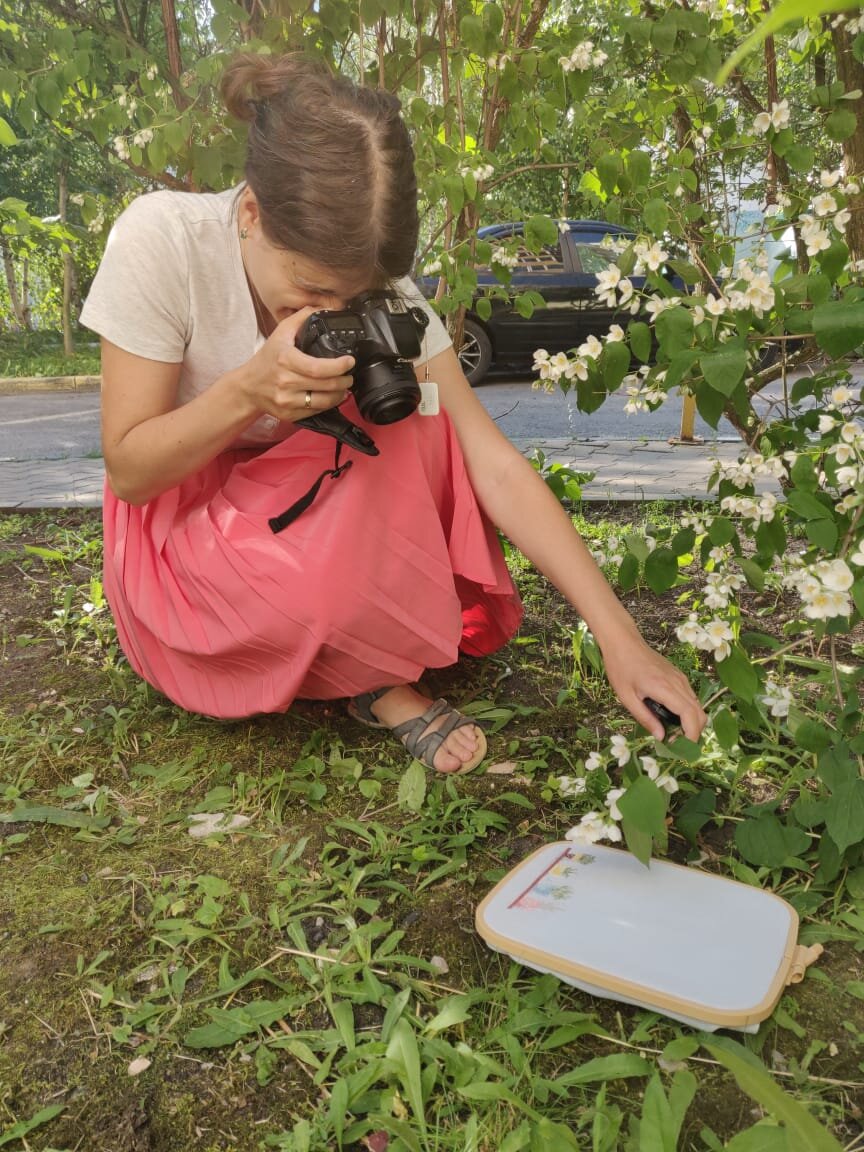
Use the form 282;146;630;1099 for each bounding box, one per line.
102;402;523;718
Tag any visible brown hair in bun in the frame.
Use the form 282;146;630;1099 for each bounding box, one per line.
220;53;419;284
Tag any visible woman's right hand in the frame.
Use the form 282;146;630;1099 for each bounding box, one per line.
237;306;355;423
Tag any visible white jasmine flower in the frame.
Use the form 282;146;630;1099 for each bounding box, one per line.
834;209;851;234
605;787;626;821
584;751;605;772
704;295;728;317
760;680;793;718
640;755;659;780
606;324;626;342
610;734;631;767
558;775;587;797
819;414;838;432
820;168;842;188
578;334;604;360
655;773;679;794
677;613;706;646
801;220;831;256
816;558;854;592
813;192;838;217
849;541;864;566
565;811;622;845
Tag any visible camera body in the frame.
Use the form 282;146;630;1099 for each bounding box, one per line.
299;291;429;425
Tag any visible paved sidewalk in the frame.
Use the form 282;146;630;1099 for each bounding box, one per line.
0;437;754;510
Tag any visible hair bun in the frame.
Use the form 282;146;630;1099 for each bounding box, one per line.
220;53;328;122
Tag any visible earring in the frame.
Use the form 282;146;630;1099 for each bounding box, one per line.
239;227;248;240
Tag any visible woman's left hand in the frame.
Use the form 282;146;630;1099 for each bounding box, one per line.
603;638;707;742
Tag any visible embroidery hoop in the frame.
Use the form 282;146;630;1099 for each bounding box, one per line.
475;842;822;1032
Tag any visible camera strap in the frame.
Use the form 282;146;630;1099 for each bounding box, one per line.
268;442;353;534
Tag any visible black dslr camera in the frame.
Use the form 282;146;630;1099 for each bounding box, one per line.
296;290;429;455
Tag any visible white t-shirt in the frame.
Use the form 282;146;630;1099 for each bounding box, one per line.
80;186;451;445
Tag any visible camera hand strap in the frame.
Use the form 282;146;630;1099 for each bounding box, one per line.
268;442;353;534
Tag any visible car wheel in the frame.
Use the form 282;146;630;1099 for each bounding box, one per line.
458;318;493;385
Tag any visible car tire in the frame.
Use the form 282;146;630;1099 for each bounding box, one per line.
458;318;493;385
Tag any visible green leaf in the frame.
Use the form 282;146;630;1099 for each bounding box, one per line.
676;788;717;843
0;116;17;147
0;803;110;829
716;645;759;703
617;552;640;591
812;301;864;358
644;547;680;593
603;341;631;391
726;1125;790;1151
739;558;765;592
0;1104;65;1147
525;214;559;248
792;720;832;752
628;149;652;189
824;780;864;854
806;516;839;549
713;707;739;750
707;516;737;546
651;11;679;54
386;1017;426;1133
785;488;833;521
35;76;62;118
397;760;427;813
704;1039;844;1152
717;0;859;84
656;308;694;357
818;240;849;282
825;106;858;142
629;320;653;362
597;153;622;196
617;775;668;866
694;380;726;429
644;197;670;236
734;813;811;867
785;144;814;172
700;349;748;397
424;993;476;1036
553;1053;652;1086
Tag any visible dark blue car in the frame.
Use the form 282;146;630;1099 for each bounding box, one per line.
416;220;639;385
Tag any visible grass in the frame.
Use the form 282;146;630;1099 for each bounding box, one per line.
0;330;101;379
0;509;862;1152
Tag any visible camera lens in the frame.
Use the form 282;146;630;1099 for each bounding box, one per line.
354;359;421;424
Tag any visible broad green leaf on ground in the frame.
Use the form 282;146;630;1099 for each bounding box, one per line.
385;1017;426;1134
552;1053;652;1087
735;813;811;868
0;1104;65;1147
398;760;427;812
704;1039;844;1151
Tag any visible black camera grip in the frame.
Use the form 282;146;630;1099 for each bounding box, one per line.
644;697;681;734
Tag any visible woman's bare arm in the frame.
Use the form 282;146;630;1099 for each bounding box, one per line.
427;345;707;740
101;309;355;505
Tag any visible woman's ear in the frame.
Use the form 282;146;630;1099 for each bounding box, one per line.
238;187;262;237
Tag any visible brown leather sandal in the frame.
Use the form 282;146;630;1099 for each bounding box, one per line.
348;690;487;774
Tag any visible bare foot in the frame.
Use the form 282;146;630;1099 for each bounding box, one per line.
366;685;483;773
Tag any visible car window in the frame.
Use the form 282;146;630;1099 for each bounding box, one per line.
515;243;564;272
572;243;620;275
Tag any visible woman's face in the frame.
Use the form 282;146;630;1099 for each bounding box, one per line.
238;189;371;325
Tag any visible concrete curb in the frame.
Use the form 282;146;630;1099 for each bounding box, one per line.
0;375;101;395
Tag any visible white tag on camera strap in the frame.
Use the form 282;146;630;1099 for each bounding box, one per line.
418;380;439;416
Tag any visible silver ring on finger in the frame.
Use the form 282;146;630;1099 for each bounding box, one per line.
304;390;312;409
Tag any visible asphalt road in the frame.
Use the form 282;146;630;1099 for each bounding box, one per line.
0;374;754;462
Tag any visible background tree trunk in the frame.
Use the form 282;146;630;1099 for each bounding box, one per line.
1;237;31;330
59;162;75;355
832;25;864;261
